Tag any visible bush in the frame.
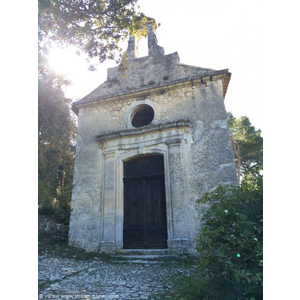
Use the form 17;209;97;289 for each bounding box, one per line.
38;181;72;225
53;183;73;225
194;177;263;300
160;178;263;300
38;179;55;215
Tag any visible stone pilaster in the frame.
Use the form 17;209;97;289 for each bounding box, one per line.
101;152;117;251
167;139;191;254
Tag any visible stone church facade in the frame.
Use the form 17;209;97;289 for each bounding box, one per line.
69;25;237;254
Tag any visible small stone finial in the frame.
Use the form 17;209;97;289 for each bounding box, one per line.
126;35;141;60
147;23;164;57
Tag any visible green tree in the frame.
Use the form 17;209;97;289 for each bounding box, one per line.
38;62;76;223
38;0;156;68
38;0;156;223
228;113;263;183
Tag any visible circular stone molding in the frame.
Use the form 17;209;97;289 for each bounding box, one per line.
124;100;160;129
131;104;154;128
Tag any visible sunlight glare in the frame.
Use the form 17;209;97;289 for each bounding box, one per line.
47;45;116;101
48;46;83;75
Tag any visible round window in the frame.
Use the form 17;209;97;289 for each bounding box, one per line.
131;105;154;128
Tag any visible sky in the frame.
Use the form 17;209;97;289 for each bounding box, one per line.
49;0;265;132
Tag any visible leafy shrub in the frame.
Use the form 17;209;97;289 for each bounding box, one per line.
38;179;55;215
53;183;73;224
39;180;72;225
156;178;263;300
193;177;263;300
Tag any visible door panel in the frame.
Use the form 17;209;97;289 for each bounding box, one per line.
123;156;167;249
123;180;145;248
145;178;167;248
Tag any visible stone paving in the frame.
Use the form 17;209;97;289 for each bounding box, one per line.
38;255;196;300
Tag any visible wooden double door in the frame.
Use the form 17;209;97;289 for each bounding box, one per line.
123;155;167;249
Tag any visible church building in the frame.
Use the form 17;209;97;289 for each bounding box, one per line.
69;25;237;254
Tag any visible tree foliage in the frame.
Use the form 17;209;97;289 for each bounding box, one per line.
195;178;263;300
38;0;156;221
228;113;263;183
165;178;263;300
38;65;76;223
38;0;156;68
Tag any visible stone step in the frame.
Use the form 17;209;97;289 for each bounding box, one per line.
111;249;179;265
115;249;171;255
111;259;165;265
110;250;181;264
112;254;177;261
109;249;184;264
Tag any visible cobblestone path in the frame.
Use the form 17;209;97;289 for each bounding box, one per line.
38;256;196;300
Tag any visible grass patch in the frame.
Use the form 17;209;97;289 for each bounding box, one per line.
38;230;111;261
161;256;198;268
151;258;200;300
150;273;203;300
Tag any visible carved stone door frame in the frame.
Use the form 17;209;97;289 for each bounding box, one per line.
97;120;191;253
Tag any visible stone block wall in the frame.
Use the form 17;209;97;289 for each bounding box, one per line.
69;27;237;254
69;77;237;253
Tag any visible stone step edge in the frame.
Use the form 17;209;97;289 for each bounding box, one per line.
111;259;165;264
111;254;178;261
115;249;171;255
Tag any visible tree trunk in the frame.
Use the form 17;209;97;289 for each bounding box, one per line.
231;136;242;183
61;158;65;192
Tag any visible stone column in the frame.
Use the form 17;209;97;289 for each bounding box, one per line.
101;152;117;251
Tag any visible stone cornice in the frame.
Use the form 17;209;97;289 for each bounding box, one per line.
72;70;230;115
96;119;191;143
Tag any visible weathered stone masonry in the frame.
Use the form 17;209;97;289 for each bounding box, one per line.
69;24;237;254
